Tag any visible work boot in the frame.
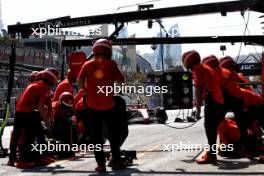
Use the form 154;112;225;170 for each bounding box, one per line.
196;151;217;164
39;156;55;166
7;160;15;167
111;158;128;170
240;147;255;158
108;156;130;167
259;155;264;163
95;164;106;172
16;161;35;169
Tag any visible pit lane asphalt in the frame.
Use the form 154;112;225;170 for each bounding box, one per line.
0;110;263;176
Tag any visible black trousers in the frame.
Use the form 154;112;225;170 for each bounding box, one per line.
245;105;264;129
84;102;128;166
223;93;248;145
113;96;129;148
204;98;226;155
83;108;116;165
9;111;46;162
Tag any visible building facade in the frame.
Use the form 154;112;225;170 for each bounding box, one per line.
154;23;182;71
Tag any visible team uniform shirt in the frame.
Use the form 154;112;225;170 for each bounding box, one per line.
212;67;242;98
237;73;253;91
78;58;125;110
52;79;74;102
16;81;51;112
74;89;86;110
218;119;241;144
230;71;253;91
192;64;224;104
239;88;264;109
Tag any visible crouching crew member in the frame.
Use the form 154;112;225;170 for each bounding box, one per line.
8;69;58;168
52;92;77;158
7;70;40;167
239;88;264;157
217;113;241;156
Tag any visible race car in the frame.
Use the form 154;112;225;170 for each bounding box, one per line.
124;94;168;124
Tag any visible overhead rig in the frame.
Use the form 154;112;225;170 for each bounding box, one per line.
7;0;264;41
62;35;264;47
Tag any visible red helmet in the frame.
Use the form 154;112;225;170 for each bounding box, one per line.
202;55;219;68
182;50;201;69
35;71;44;81
44;68;59;80
29;71;39;82
41;70;58;85
66;69;75;82
219;56;235;69
92;39;112;58
182;51;192;64
59;92;74;107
